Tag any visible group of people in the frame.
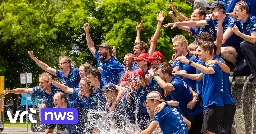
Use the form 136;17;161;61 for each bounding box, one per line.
5;0;256;134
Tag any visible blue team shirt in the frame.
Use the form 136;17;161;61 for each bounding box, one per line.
95;51;125;85
202;56;224;109
32;84;62;108
136;86;149;114
237;15;256;35
152;106;188;134
216;56;235;105
195;60;205;97
170;76;202;116
63;101;79;133
56;67;80;101
148;78;171;101
172;53;198;91
217;0;256;16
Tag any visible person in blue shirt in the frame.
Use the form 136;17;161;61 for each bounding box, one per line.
101;83;136;130
176;41;225;134
28;51;81;101
83;23;124;85
217;0;256;16
171;35;198;91
140;91;189;134
231;1;256;82
86;67;104;91
78;63;92;79
148;62;203;134
6;72;64;134
53;92;79;134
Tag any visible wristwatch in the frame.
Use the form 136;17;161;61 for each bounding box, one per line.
153;73;158;77
189;60;193;65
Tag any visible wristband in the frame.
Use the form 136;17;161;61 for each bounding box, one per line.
189;60;193;65
153;73;158;77
165;101;168;106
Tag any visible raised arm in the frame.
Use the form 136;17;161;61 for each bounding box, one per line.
28;51;57;76
6;88;33;94
51;80;74;94
173;70;204;81
140;121;159;134
177;56;215;74
148;11;165;55
168;11;179;22
170;4;189;21
148;69;174;96
83;23;96;55
135;21;143;43
216;12;225;55
206;60;231;74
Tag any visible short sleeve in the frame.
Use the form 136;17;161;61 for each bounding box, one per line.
250;16;256;33
32;86;41;96
152;111;163;122
206;18;214;26
56;70;61;78
190;27;198;36
228;17;235;27
208;64;221;72
95;51;100;61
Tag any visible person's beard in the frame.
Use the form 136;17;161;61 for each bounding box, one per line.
100;52;108;61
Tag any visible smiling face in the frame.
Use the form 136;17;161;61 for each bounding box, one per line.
173;41;186;56
58;57;71;73
123;54;134;68
98;47;109;61
38;73;51;91
53;92;66;108
79;66;86;78
191;9;201;21
78;79;90;92
196;46;208;62
87;74;97;87
133;44;142;57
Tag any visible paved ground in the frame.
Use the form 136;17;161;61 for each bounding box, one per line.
0;128;43;133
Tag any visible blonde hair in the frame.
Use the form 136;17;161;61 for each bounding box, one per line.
39;72;51;81
172;35;188;46
188;43;198;51
59;56;71;63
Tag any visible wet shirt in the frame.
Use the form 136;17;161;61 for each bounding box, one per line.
56;67;80;101
112;93;136;123
63;100;79;133
172;53;198;91
152;106;188;134
95;51;125;85
202;56;224;109
136;86;150;114
32;84;62;108
170;76;202;116
148;78;171;101
237;15;256;36
74;88;106;111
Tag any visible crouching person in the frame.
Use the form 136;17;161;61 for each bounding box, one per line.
140;91;190;134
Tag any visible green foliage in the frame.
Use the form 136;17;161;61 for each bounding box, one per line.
0;0;192;88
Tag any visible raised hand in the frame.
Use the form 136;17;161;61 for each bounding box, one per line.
157;11;165;22
169;4;176;11
83;23;90;33
168;11;174;16
136;20;143;31
163;23;174;28
28;51;34;58
154;101;166;113
98;67;103;73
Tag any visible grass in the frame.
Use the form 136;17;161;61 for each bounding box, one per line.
3;120;32;128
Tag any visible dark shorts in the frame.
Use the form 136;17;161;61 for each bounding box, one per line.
202;105;225;133
218;104;236;134
185;112;203;134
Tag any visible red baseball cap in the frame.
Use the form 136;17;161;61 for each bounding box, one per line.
148;51;164;62
134;53;149;61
